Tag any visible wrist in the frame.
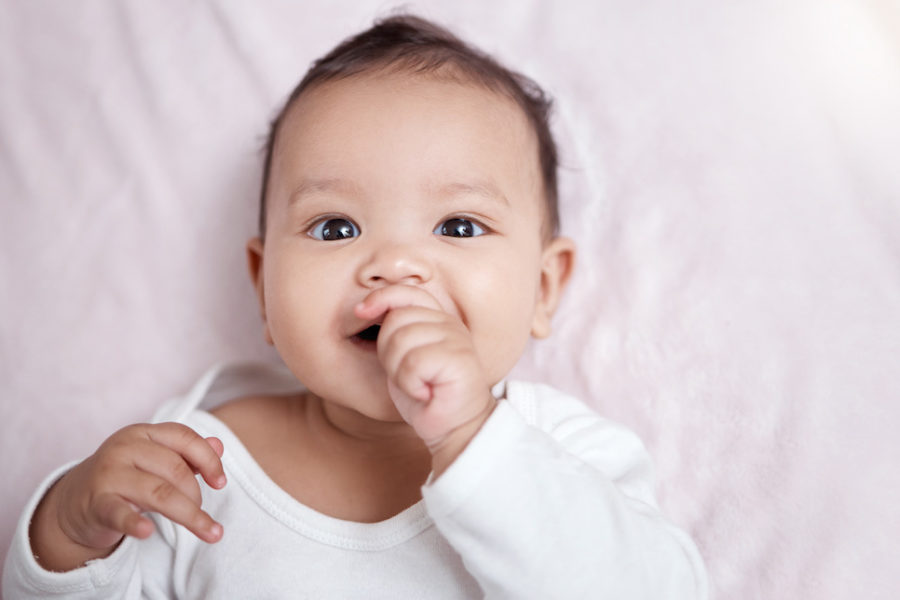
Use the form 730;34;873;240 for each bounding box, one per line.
29;476;121;572
428;395;496;479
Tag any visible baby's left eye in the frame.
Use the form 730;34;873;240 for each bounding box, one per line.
434;218;486;238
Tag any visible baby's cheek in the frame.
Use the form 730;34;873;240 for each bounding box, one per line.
472;312;533;383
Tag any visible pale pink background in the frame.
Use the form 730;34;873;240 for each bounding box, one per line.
2;1;899;598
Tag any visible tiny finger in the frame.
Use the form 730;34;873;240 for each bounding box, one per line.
356;285;443;319
95;493;154;541
378;320;449;379
394;345;443;402
205;437;225;458
146;423;227;490
124;473;223;544
129;439;206;505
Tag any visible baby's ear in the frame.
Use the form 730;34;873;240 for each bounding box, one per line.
246;238;274;345
531;237;576;339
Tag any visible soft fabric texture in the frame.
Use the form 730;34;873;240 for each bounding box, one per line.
2;2;898;599
3;362;706;599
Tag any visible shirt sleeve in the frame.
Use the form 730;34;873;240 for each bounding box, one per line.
1;464;147;599
421;389;709;599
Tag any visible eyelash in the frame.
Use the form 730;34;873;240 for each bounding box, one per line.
305;215;491;241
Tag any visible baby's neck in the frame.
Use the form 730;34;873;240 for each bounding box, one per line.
212;393;432;523
316;394;425;451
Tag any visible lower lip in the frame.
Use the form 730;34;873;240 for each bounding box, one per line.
350;336;377;351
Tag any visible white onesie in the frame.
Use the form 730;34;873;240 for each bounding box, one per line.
3;362;708;599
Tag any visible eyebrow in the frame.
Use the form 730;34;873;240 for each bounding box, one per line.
288;178;362;206
287;178;510;207
437;181;510;207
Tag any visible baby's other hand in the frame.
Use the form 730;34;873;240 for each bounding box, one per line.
30;422;226;572
355;285;496;474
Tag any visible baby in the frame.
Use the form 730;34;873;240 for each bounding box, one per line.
4;14;707;599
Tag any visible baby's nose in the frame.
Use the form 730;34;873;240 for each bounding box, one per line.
356;243;433;287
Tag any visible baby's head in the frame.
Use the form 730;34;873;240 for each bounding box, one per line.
258;14;561;243
248;15;575;419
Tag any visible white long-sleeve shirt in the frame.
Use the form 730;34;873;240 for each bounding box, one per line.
3;362;708;599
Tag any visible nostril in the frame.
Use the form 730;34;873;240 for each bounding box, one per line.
366;272;423;286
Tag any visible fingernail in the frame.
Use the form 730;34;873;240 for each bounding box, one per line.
209;523;223;540
215;475;226;488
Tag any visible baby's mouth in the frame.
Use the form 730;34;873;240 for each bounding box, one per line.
355;324;381;343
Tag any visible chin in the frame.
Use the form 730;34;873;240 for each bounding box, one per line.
325;382;405;421
358;397;406;422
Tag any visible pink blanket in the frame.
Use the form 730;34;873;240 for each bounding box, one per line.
2;1;898;598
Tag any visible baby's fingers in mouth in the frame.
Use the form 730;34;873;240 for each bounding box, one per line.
354;285;443;320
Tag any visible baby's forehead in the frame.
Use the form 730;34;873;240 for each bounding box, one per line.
289;73;531;154
284;67;530;127
273;71;538;172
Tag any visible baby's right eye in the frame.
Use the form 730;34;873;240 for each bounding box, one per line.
308;217;360;241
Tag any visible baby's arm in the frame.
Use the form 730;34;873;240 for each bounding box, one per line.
358;285;706;598
423;392;709;599
3;422;226;599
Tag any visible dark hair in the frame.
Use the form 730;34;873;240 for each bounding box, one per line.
258;14;559;239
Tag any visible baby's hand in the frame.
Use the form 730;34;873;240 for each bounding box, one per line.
355;285;496;474
30;422;226;572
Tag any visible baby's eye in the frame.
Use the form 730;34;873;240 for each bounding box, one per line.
434;217;486;238
309;217;360;241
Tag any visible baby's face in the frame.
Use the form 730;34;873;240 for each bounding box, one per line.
251;72;570;421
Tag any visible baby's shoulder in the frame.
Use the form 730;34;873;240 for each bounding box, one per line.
209;394;305;452
210;393;286;423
